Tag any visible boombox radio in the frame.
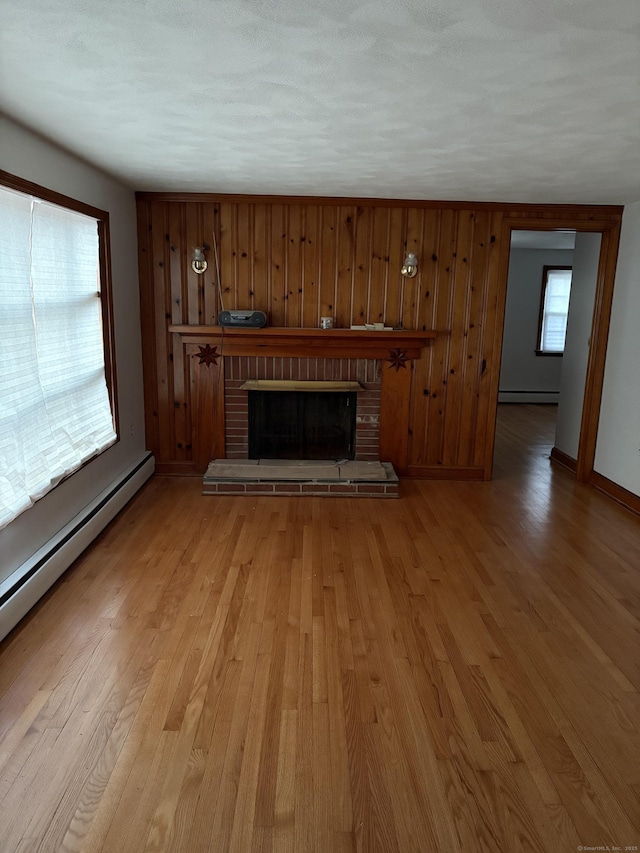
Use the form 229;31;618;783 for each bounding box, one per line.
218;310;267;328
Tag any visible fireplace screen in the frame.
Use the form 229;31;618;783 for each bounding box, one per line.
248;391;356;460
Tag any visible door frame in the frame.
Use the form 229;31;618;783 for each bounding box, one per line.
485;215;622;483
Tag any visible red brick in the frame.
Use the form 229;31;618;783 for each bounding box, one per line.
302;484;329;492
246;483;275;492
275;483;301;492
329;484;357;494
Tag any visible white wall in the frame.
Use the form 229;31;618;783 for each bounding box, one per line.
554;233;602;460
0;118;149;591
594;201;640;497
499;248;573;402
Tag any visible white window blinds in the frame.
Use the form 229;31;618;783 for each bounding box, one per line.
540;268;572;353
0;186;117;530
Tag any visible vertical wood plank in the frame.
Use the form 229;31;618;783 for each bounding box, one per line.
137;199;160;456
379;362;413;472
335;206;355;329
270;205;286;327
202;203;220;324
319;205;337;323
302;205;320;329
386;207;406;328
352;206;373;325
150;200;174;461
368;207;389;325
170;204;189;461
219;203;236;311
476;212;507;474
442;210;474;466
403;208;425;331
237;203;253;310
457;209;490;466
253;204;268;315
286;205;303;327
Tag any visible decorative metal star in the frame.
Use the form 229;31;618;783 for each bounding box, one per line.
196;344;219;367
386;348;409;371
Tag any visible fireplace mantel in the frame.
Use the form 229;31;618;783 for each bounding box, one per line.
168;325;436;475
168;325;435;359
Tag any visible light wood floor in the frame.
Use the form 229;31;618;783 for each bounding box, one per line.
1;405;638;852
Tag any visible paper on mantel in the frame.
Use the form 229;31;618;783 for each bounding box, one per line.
350;324;394;331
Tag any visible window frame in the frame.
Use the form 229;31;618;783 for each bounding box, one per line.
535;264;573;357
0;169;119;456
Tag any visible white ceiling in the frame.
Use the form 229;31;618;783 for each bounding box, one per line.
1;0;639;203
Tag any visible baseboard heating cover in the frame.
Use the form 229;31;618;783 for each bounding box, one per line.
498;391;560;404
0;452;155;643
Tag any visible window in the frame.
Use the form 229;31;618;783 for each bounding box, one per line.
537;265;572;355
0;175;117;530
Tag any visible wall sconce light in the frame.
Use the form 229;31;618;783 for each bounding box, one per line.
401;252;418;278
191;247;208;275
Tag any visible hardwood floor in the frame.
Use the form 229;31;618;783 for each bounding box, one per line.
1;404;638;852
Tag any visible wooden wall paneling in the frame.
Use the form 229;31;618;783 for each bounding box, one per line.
403;208;425;332
185;204;205;325
335;207;355;329
253;204;269;316
414;209;440;333
379;362;413;472
386;207;406;328
456;209;491;467
202;203;220;325
287;204;303;326
352;206;373;325
188;344;224;471
151;201;174;461
407;351;428;468
236;203;253;311
408;210;442;464
219;203;237;311
402;206;427;468
441;211;475;467
420;209;456;468
474;212;505;473
270;204;286;327
369;206;390;325
302;204;320;328
169;202;190;461
136;194;623;479
320;206;338;321
137;200;160;457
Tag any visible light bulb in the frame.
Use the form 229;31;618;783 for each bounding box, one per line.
401;252;418;278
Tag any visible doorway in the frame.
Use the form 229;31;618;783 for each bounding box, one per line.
490;216;622;483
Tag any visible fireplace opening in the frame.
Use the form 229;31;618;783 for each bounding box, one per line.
248;391;357;460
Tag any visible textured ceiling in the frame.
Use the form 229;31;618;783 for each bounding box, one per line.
1;0;639;202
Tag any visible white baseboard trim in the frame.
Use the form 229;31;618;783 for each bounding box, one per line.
499;391;560;404
0;452;155;643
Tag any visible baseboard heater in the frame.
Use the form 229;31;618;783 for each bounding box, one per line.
0;452;155;643
498;390;560;404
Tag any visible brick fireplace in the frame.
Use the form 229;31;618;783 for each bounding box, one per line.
224;356;382;460
167;325;435;475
